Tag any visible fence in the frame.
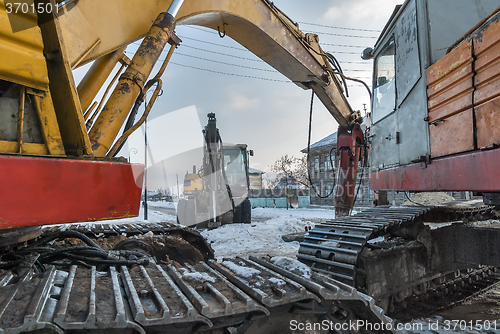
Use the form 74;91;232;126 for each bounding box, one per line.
249;188;309;198
249;196;310;208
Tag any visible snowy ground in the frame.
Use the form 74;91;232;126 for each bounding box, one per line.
200;216;315;260
97;206;176;225
146;201;177;209
251;207;336;222
96;205;500;333
199;207;342;260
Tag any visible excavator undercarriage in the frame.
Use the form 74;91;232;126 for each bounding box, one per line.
0;222;392;334
298;201;500;315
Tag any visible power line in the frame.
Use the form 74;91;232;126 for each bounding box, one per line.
169;61;291;82
329;51;362;55
183;24;377;39
178;35;249;51
342;69;372;72
321;43;366;48
298;21;381;32
305;30;378;38
182;45;263;62
180;34;367;50
131;42;371;66
128;44;372;81
175;52;276;72
183;25;218;34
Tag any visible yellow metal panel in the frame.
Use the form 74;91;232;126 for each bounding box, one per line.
0;140;52;155
22;142;49;155
0;0;49;91
38;0;93;156
0;140;17;153
31;91;66;156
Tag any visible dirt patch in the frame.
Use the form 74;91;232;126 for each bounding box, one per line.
437;284;500;321
133;234;205;266
403;192;455;206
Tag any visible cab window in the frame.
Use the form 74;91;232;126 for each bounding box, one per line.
372;40;396;123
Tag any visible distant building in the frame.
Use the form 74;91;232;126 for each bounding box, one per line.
248;168;264;190
274;176;301;189
301;131;373;206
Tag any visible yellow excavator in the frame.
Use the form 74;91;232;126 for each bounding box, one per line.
0;0;388;333
177;113;253;229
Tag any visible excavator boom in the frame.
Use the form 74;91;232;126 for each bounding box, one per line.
0;0;361;226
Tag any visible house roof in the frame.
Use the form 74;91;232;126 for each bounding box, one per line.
300;132;337;153
300;123;366;153
249;167;265;174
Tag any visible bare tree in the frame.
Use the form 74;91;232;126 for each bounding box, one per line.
262;174;279;189
269;154;310;188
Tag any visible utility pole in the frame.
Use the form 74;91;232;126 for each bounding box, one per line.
144;120;148;220
176;174;180;198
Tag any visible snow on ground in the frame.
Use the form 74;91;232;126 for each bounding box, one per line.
147;201;177;209
179;267;216;283
270;256;312;279
251;207;336;221
221;261;261;278
107;206;177;224
201;216;315;260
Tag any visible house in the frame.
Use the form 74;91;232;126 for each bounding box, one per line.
301;131;374;205
248;167;264;190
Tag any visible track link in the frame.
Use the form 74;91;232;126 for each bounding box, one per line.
298;202;499;312
298;206;430;285
0;222;393;334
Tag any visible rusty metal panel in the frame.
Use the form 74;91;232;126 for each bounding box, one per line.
476;95;500;149
473;11;500;150
427;40;475;157
370;147;500;192
429;108;474;158
427;40;474;116
426;0;500;64
427;74;474;122
473;11;500;104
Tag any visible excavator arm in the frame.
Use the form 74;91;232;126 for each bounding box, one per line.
59;0;357;129
0;0;362;226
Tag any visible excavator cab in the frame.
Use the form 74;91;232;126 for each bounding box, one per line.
223;144;250;198
177;115;252;228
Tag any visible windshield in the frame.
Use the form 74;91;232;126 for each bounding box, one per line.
372;40;396;123
223;148;247;189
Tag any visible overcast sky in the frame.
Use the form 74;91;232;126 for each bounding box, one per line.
75;0;402;191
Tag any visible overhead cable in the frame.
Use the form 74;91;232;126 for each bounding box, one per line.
169;61;291;82
297;21;381;32
175;52;276;72
305;30;378;38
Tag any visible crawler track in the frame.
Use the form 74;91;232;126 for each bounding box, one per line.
298;202;499;312
0;222;393;334
298;206;431;286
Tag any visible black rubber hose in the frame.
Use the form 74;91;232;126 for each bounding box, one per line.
16;247;55;253
112;94;144;157
39;248;108;263
33;231;103;250
44;252;139;266
0;260;21;269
